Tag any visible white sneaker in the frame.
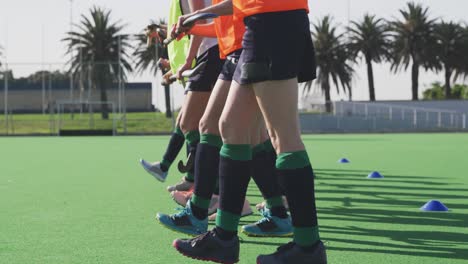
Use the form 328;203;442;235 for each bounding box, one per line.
139;159;168;182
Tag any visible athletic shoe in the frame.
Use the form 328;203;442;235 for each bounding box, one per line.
208;199;253;221
139;159;168;182
167;177;194;192
256;241;327;264
171;190;193;207
156;202;208;236
256;196;289;211
173;230;239;264
241;208;293;237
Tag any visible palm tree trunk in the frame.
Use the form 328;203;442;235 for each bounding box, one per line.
411;62;419;101
324;78;332;113
164;84;172;118
99;86;109;120
444;65;452;99
366;57;376;101
97;72;109;120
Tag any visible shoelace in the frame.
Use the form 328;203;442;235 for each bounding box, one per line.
256;208;273;225
172;207;190;219
190;230;212;247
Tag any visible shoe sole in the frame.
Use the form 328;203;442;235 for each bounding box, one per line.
241;229;293;238
156;215;202;237
139;159;166;182
173;240;239;264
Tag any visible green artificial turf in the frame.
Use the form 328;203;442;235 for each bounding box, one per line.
1;134;467;263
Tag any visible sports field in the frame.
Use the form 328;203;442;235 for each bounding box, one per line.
1;134;467;264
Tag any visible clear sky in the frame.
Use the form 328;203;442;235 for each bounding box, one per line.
1;0;467;110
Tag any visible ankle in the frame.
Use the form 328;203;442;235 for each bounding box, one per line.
214;227;237;241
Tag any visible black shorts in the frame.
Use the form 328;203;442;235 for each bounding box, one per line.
233;9;316;85
186;45;225;93
218;49;243;81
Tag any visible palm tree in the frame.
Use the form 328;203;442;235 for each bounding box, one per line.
134;19;173;118
390;2;437;101
433;21;467;99
348;14;391;101
455;25;468;82
308;16;354;113
63;6;133;119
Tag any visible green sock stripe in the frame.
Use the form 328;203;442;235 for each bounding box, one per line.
252;143;265;155
191;194;210;210
276;151;311;170
266;196;284;209
200;134;223;148
185;172;195;182
215;209;241;232
161;159;172;168
263;139;275;153
220;144;252;161
294;226;320;247
185;130;200;145
174;126;184;137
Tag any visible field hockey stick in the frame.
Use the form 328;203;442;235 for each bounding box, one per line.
178;152;194;173
168;61;207;82
163;13;218;46
161;61;207;86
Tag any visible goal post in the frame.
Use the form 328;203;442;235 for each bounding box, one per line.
54;100;117;136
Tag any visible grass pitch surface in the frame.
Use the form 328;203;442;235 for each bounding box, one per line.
1;134;467;264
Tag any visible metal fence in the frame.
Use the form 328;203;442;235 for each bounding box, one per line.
299;101;468;134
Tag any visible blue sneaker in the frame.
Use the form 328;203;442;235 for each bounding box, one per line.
139;159;168;182
157;202;208;236
241;208;293;237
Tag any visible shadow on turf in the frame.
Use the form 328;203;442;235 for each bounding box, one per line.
322;226;468;260
245;168;468;260
318;169;468;260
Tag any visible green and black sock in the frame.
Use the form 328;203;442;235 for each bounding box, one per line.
190;134;223;220
252;140;288;218
184;130;200;182
215;144;252;240
160;125;185;172
276;150;320;249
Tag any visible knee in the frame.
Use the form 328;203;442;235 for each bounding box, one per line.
269;130;304;154
199;116;218;135
179;117;193;135
179;114;199;134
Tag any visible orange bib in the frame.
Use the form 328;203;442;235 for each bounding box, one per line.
233;0;309;19
213;0;245;58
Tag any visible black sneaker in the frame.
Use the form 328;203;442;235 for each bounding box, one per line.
172;230;240;264
257;241;327;264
